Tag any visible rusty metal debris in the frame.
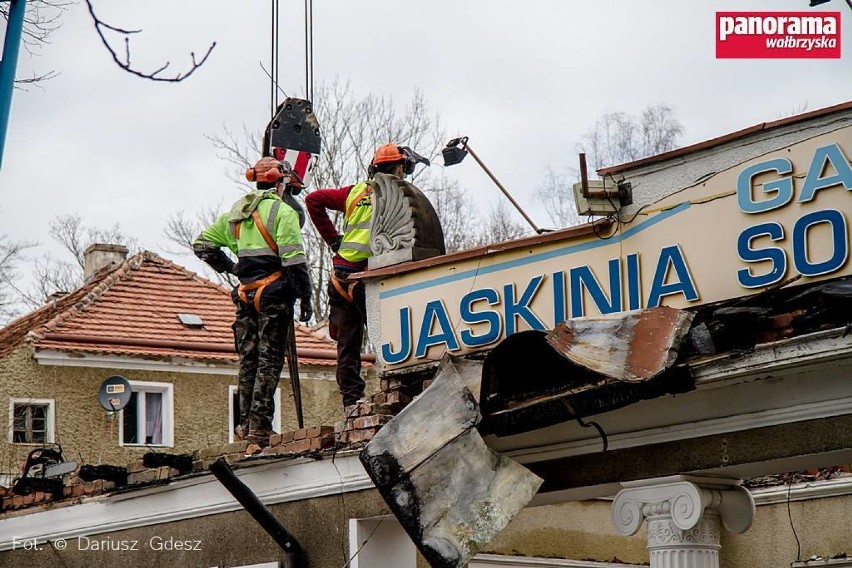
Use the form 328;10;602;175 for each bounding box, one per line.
360;356;542;568
546;306;695;383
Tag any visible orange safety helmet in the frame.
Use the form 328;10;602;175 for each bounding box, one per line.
371;143;406;166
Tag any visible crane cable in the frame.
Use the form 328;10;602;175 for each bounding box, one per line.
270;0;280;118
304;0;314;102
270;0;313;117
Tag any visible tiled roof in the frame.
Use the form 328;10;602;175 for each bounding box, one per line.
2;251;339;366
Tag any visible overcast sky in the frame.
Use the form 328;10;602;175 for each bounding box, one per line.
1;0;850;289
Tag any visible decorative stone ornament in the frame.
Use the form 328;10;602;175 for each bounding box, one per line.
611;476;755;568
367;173;446;270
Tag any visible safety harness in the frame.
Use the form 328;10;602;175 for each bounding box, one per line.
330;183;372;303
235;210;283;312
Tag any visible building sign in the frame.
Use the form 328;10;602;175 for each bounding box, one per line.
369;128;852;370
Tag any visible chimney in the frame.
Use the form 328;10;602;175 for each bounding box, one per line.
83;243;128;280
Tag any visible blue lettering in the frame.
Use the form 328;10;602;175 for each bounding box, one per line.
460;289;502;347
504;276;546;336
552;271;567;324
737;222;787;288
381;307;412;364
415;300;460;358
800;144;852;203
792;209;848;277
648;245;699;307
626;253;642;310
737;158;794;214
569;259;622;317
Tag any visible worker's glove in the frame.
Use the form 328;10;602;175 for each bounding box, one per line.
330;235;343;253
298;298;313;323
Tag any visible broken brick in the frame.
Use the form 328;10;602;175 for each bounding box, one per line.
310;435;336;450
284;438;312;453
307;425;334;438
354;414;392;429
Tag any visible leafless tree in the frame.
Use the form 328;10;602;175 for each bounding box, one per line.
422;175;481;253
477;201;530;246
167;80;457;322
2;0;68;88
4;1;214;88
83;0;215;83
580;103;683;171
8;214;138;311
0;236;35;323
535;167;583;229
49;213;137;270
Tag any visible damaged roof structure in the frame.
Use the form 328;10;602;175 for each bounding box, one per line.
357;101;852;566
1;103;850;568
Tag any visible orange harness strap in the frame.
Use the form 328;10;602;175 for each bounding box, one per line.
236;209;283;311
330;271;358;303
345;185;371;219
238;271;283;312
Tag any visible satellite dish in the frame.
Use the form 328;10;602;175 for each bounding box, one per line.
98;375;132;411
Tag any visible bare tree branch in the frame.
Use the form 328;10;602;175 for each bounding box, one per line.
580;104;683;171
2;0;68;87
84;0;216;83
0;236;37;322
534;167;583;229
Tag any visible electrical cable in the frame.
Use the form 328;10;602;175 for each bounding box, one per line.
787;478;802;565
341;517;386;568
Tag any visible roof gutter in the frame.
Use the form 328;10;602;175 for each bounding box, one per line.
36;332;375;362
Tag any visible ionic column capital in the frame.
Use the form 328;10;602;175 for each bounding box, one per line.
611;476;755;537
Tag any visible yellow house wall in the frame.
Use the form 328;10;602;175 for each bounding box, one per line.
3;490;848;567
0;347;377;473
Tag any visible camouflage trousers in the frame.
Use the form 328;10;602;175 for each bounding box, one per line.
233;292;293;433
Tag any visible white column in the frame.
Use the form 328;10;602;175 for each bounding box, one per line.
611;476;755;568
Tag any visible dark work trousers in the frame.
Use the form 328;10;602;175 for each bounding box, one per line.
328;270;367;408
232;283;293;433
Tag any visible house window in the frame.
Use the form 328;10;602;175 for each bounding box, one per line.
119;382;173;447
227;385;281;443
8;399;55;444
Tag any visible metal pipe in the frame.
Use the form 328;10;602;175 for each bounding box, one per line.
286;320;304;429
209;457;307;567
579;153;590;198
0;0;28;168
463;142;542;234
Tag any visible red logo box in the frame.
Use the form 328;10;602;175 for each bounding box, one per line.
716;11;841;59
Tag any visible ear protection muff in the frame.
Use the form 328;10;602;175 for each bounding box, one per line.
400;146;431;176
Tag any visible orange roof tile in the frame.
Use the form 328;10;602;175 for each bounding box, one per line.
2;251;341;366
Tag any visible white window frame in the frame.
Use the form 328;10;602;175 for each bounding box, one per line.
227;385;282;443
8;398;55;445
119;381;174;447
